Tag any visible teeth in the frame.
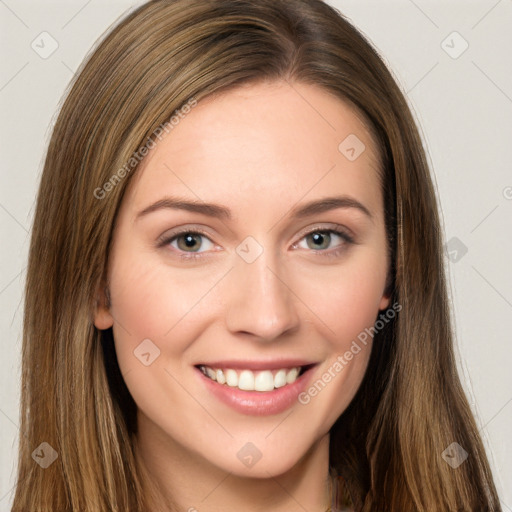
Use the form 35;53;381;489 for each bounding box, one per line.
238;370;254;391
254;370;274;392
216;369;226;384
205;367;216;380
225;369;238;387
286;367;299;384
199;365;303;392
274;369;287;388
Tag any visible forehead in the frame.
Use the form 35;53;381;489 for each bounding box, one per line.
123;81;383;220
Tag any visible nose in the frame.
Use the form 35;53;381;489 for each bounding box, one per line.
224;250;300;342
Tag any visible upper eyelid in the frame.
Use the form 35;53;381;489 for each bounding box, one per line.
295;223;354;240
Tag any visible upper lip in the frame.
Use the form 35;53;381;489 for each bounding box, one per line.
195;359;318;371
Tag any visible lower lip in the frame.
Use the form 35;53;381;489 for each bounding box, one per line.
195;366;316;416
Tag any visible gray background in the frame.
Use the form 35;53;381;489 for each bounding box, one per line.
1;0;511;509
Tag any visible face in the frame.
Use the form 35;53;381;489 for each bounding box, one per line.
94;81;390;479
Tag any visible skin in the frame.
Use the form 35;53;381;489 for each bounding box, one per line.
94;80;390;511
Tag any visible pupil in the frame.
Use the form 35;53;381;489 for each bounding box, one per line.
181;234;200;251
311;232;329;249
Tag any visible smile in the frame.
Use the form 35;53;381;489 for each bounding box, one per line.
194;362;317;416
197;364;309;392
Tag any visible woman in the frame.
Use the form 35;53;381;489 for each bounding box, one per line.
12;0;501;510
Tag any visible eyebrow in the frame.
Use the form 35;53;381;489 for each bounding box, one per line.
135;195;373;222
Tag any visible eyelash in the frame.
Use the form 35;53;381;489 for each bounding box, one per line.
158;227;355;261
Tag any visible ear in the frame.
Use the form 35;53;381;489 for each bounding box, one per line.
379;290;391;311
378;270;393;311
93;283;114;330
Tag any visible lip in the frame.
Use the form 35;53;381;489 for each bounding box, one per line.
194;358;316;371
194;363;318;416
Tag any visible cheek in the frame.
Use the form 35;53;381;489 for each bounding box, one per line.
293;253;388;348
292;263;386;425
306;274;379;371
106;253;224;420
107;249;226;363
325;276;385;347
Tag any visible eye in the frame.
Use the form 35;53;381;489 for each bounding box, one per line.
158;225;354;261
160;229;216;259
294;228;354;255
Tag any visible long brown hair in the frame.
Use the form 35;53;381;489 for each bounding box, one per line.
13;0;501;510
